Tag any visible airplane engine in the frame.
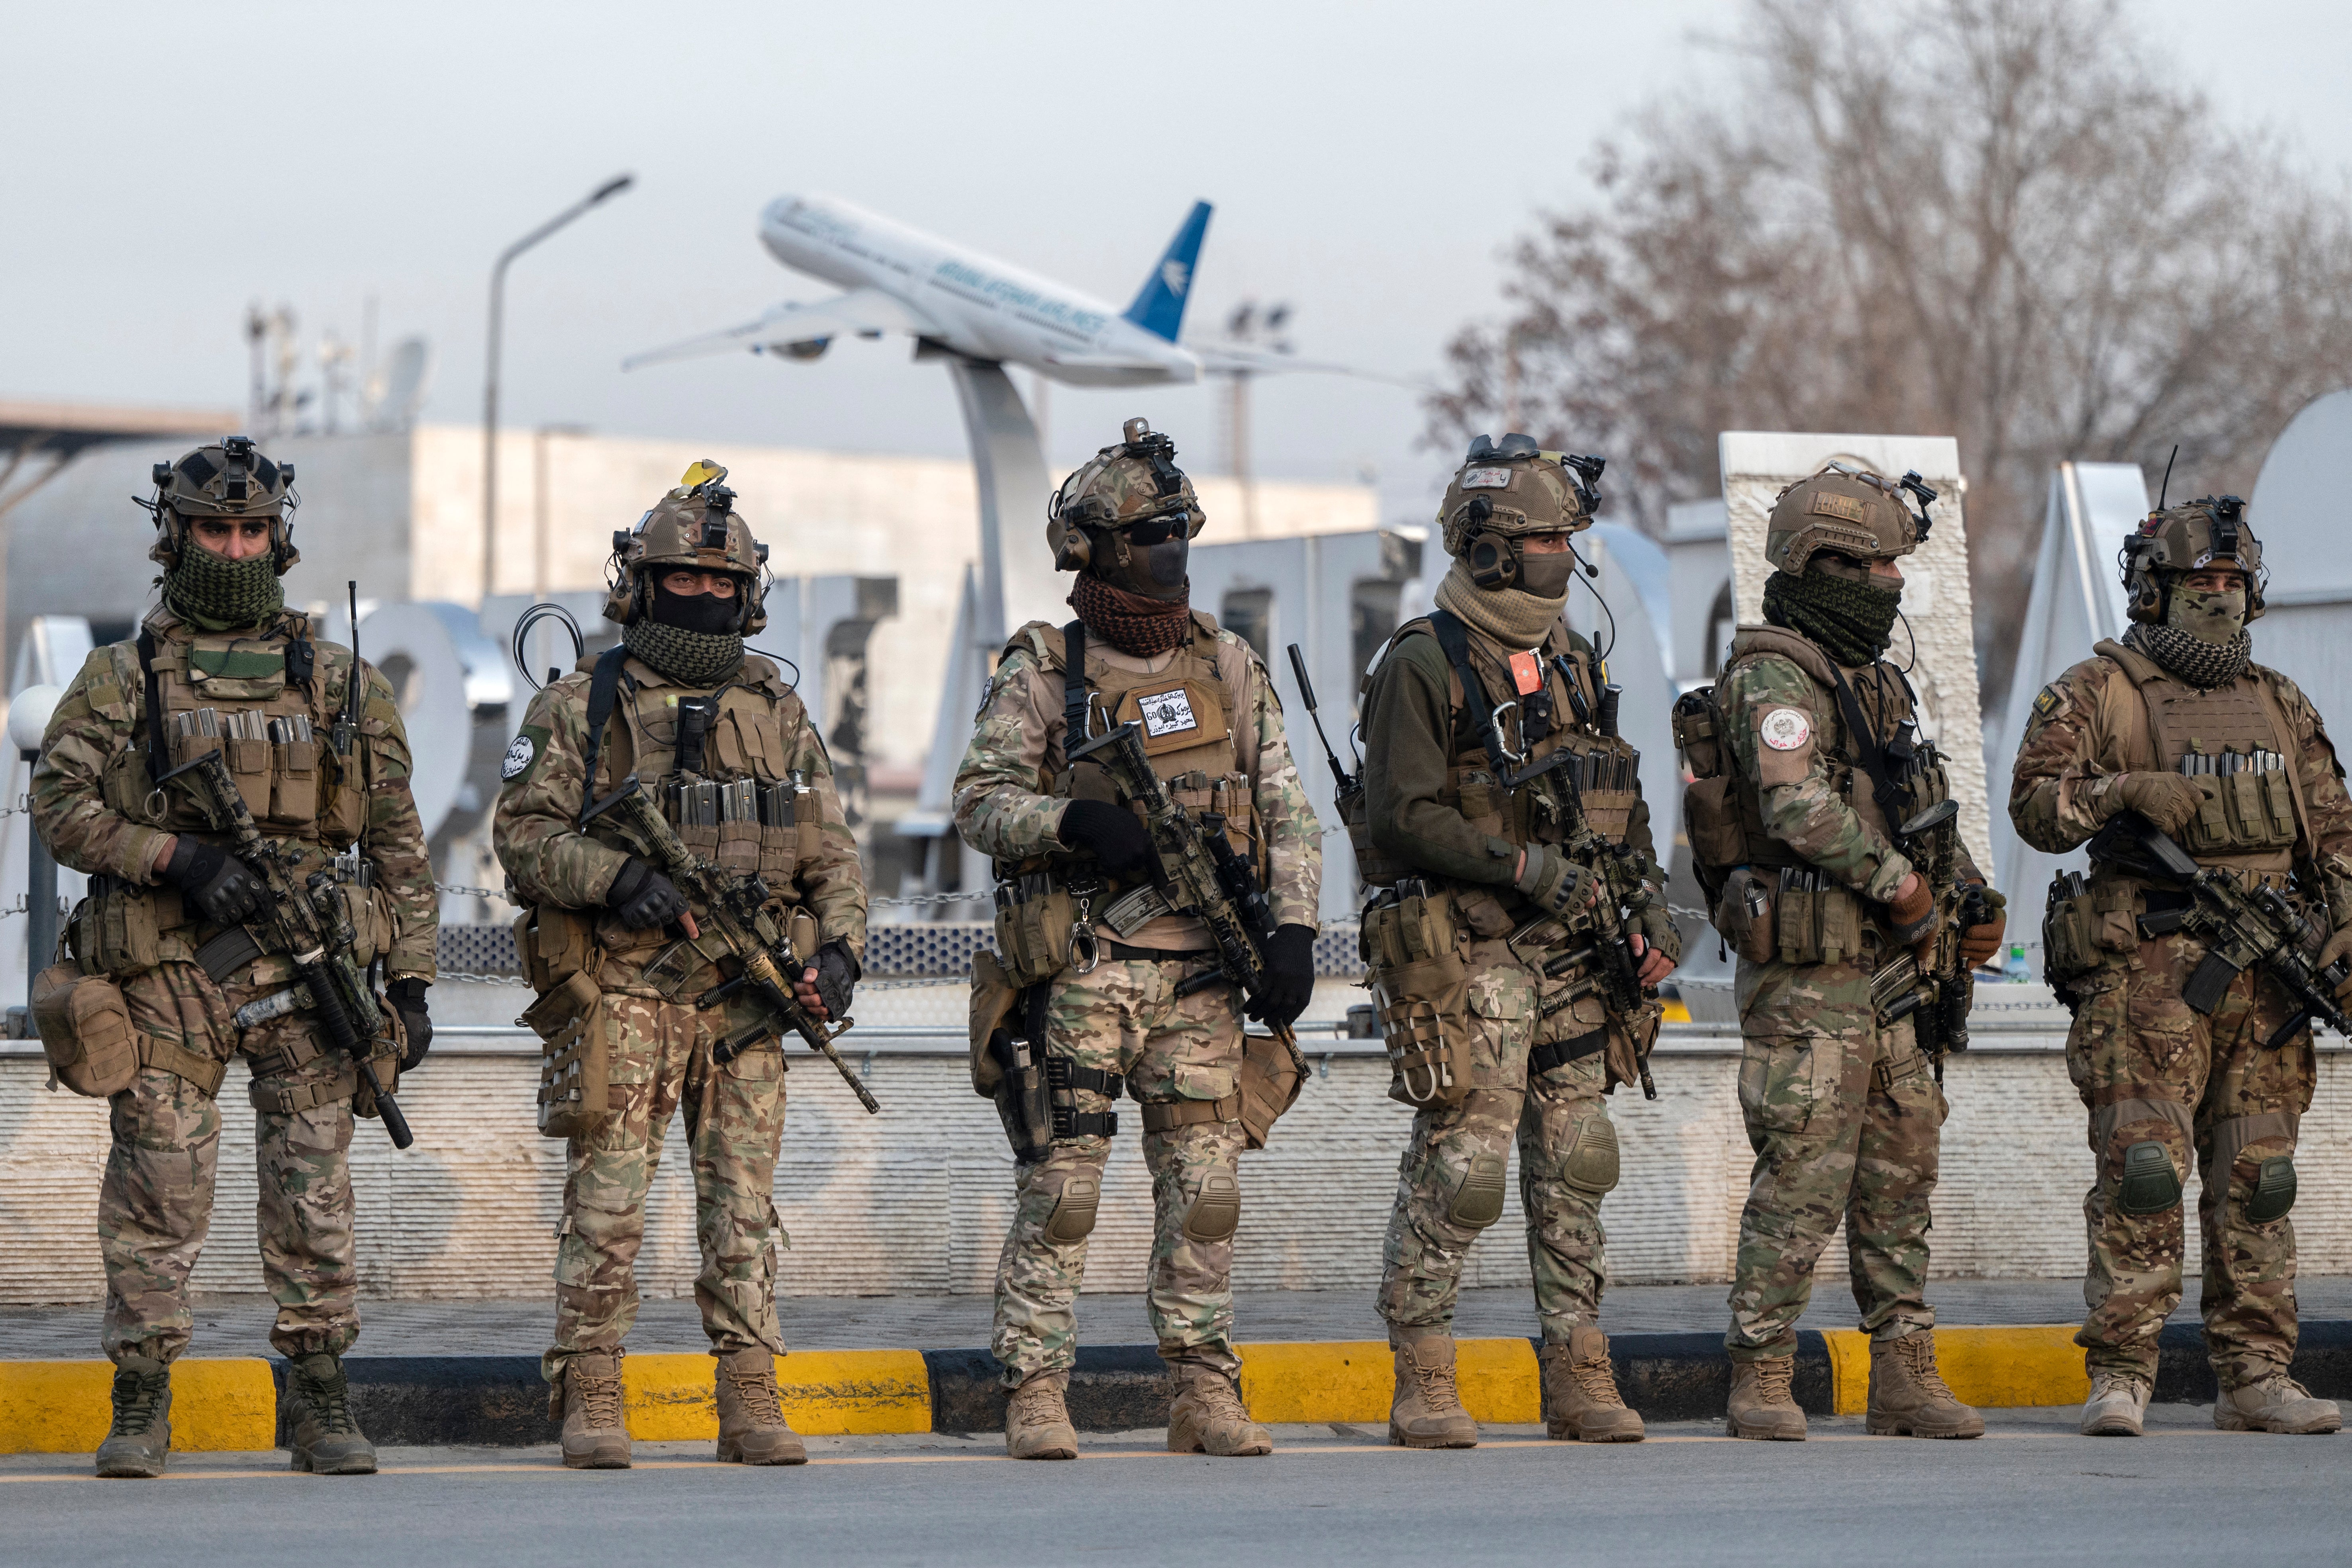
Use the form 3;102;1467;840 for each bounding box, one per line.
768;336;831;361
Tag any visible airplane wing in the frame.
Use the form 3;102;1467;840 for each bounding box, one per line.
623;287;942;370
1039;350;1188;375
1186;339;1425;388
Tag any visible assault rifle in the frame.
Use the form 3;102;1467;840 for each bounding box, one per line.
582;776;879;1113
1868;795;1987;1077
2093;811;2352;1049
156;747;414;1149
1065;720;1299;1054
1506;743;1661;1099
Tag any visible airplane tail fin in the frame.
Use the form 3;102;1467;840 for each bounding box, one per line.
1123;201;1211;342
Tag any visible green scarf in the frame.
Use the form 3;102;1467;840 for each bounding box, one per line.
1761;569;1900;668
163;543;284;632
624;617;743;688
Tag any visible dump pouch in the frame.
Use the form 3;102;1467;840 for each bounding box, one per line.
1601;997;1663;1098
969;949;1021;1098
525;970;609;1139
1370;950;1472;1108
1236;1031;1305;1151
31;962;140;1098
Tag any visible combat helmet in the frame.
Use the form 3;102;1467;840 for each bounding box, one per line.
1047;417;1204;574
2121;495;2266;624
1764;464;1936;575
602;460;770;633
1437;434;1603;590
141;435;300;572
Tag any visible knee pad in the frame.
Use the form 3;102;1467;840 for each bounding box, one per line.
1446;1152;1508;1230
1561;1117;1620;1198
1043;1172;1101;1243
1180;1170;1241;1243
2246;1156;2297;1224
2116;1140;2182;1217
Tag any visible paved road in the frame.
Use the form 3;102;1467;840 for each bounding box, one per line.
2;1408;2338;1567
16;1278;2352;1358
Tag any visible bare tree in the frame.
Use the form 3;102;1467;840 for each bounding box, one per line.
1429;0;2352;699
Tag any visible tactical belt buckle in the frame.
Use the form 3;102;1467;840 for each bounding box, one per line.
642;939;702;1002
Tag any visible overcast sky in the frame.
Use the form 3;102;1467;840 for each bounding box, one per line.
6;0;2348;529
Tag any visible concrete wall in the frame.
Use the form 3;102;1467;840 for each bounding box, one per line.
8;1027;2344;1310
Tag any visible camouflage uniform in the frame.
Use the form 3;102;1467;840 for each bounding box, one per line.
2012;638;2352;1388
954;616;1319;1387
1712;634;1964;1361
33;607;434;1365
496;647;865;1383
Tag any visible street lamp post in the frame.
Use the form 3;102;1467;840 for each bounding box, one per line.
482;173;633;603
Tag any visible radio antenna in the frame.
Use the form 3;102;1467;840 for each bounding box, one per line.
2158;445;2179;511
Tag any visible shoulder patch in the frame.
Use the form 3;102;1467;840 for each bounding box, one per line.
2033;684;2063;719
501;725;550;785
1758;707;1812;751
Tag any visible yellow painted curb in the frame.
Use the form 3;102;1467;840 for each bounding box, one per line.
1237;1338;1539;1425
0;1360;276;1454
1822;1325;2090;1415
622;1350;931;1440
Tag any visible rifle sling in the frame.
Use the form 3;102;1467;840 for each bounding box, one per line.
1427;610;1520;779
575;645;633;829
137;629;168;785
1062;619;1088;742
1826;665;1906;824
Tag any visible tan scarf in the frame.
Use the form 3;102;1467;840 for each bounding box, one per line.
1432;560;1565;649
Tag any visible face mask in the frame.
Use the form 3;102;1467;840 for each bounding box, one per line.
1516;547;1575;600
1090;527;1190;603
651;578;742;634
2168;584;2246;646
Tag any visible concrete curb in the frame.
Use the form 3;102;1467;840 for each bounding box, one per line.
6;1322;2348;1452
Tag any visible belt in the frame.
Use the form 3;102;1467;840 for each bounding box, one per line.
1103;943;1217;964
139;1033;227;1097
1137;1092;1242;1132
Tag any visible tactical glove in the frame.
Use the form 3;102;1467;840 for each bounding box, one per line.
386;977;432;1071
2319;926;2352;1003
606;857;688;931
1958;884;2009;970
161;837;267;927
811;939;858;1020
1886;872;1935;951
1058;800;1154;879
1637;899;1684;970
2104;772;2203;837
1245;924;1317;1028
1513;845;1595;918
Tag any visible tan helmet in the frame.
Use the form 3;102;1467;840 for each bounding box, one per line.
1046;417;1204;574
2121;494;2266;624
1437;434;1602;589
141;435;300;572
601;459;770;633
1763;464;1935;575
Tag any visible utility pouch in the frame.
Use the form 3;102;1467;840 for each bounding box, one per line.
1236;1031;1305;1151
1772;869;1861;966
525;970;608;1139
1370;949;1472;1108
2040;870;2111;989
1713;866;1777;964
84;876;165;976
1357;881;1459;971
515;905;600;994
31;962;139;1098
992;875;1077;988
268;715;320;824
969;949;1021;1097
1601;997;1663;1097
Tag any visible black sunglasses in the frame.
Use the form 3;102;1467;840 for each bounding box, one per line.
1121;512;1190;546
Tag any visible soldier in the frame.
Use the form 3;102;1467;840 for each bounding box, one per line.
2011;494;2348;1437
31;437;436;1478
1354;434;1676;1449
1685;464;2005;1441
494;461;867;1470
953;417;1320;1461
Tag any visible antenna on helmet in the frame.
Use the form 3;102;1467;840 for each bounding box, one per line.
2158;445;2179;511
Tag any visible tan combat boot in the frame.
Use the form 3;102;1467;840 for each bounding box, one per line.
2080;1370;2152;1436
285;1352;379;1473
555;1349;632;1469
1005;1371;1079;1460
1726;1356;1807;1441
2214;1372;2343;1435
1388;1331;1478;1449
1866;1331;1984;1439
93;1355;173;1479
1166;1362;1272;1457
1539;1327;1645;1443
715;1347;807;1465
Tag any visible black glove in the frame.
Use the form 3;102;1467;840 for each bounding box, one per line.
811;939;858;1020
161;837;267;926
386;977;431;1072
606;857;688;931
1057;800;1153;878
1245;923;1317;1029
